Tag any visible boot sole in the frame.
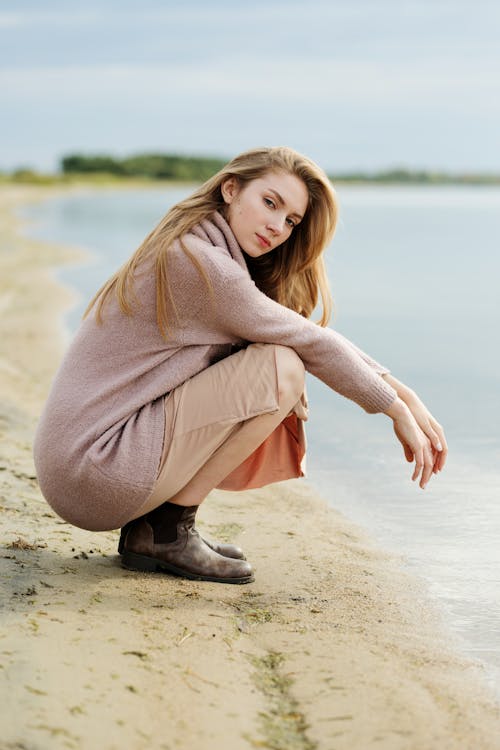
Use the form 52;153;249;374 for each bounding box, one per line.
121;550;254;585
119;536;246;560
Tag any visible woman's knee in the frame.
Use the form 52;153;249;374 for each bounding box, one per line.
273;345;305;404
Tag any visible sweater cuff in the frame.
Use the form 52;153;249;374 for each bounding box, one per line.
362;378;398;414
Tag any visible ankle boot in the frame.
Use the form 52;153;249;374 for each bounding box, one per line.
118;517;246;559
121;502;254;584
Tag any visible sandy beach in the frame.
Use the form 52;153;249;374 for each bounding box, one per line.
1;184;500;750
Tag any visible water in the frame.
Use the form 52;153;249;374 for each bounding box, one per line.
20;185;500;691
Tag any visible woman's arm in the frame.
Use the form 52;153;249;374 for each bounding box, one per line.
382;373;448;485
332;329;390;376
181;237;447;488
196;252;398;415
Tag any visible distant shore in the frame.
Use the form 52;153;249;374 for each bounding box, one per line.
3;153;500;188
2;183;500;750
3;172;500;186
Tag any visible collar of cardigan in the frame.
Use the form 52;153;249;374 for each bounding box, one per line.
193;211;250;277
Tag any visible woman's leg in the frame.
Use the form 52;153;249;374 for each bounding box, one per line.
121;345;304;584
131;344;305;516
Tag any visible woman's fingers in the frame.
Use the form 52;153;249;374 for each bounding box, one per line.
420;418;448;475
411;441;435;488
389;399;445;488
429;421;448;472
436;443;448;472
419;444;435;488
438;433;448;471
428;428;443;452
426;427;444;474
411;453;422;482
404;443;414;462
406;402;448;473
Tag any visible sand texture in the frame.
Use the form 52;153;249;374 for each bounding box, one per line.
1;184;500;750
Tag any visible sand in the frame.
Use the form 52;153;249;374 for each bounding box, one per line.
1;183;500;750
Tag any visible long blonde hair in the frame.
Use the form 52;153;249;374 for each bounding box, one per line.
85;146;338;337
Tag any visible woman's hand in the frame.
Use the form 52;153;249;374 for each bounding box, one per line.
400;390;448;474
382;374;448;477
385;397;441;489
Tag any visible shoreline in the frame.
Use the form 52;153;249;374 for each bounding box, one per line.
2;184;500;750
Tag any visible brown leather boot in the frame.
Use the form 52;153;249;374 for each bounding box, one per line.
121;503;254;584
118;517;246;560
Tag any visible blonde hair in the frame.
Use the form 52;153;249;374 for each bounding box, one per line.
85;146;338;337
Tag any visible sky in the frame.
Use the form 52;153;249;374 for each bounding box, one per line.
1;0;499;174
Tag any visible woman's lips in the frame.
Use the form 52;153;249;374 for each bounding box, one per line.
256;233;271;248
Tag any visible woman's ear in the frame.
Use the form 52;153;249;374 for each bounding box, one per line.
221;176;240;205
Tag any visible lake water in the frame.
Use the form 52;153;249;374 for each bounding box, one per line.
20;184;500;692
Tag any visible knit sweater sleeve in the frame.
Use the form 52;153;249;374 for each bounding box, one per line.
201;253;397;414
331;330;390;376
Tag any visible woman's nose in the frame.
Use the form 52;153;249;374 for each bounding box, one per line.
267;215;285;235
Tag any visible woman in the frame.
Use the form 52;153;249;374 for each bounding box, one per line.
34;146;447;585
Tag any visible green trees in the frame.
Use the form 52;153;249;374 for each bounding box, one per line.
61;153;227;181
7;154;498;185
61;155;125;175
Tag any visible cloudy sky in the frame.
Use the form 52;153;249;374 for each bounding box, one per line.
1;0;499;174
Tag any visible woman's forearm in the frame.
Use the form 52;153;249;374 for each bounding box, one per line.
381;373;415;403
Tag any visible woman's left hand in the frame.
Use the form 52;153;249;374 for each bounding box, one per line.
382;374;448;474
402;391;447;473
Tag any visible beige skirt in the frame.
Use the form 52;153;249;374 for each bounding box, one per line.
147;343;307;507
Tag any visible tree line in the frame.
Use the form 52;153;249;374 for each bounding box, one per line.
61;153;228;182
2;153;499;185
60;154;500;184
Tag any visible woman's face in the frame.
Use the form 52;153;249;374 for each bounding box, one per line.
221;170;309;257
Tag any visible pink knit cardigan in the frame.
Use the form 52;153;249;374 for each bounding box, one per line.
33;212;396;531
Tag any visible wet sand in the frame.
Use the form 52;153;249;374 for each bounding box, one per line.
1;184;500;750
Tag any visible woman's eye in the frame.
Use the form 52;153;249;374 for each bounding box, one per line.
286;218;296;228
264;197;275;208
